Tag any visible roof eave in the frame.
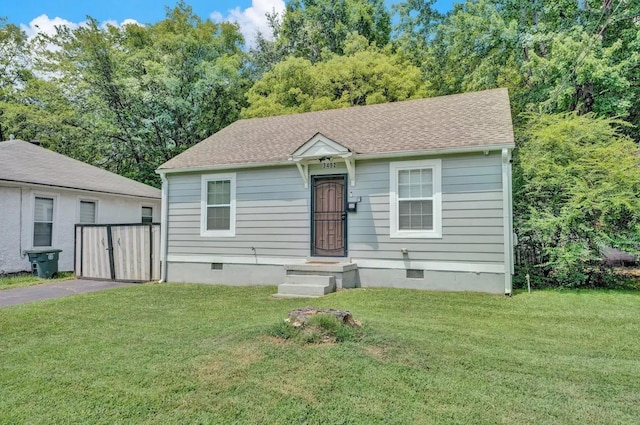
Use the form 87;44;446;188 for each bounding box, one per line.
354;143;515;161
156;143;515;175
0;179;161;200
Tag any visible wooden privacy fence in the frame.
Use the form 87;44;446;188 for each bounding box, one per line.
75;223;161;282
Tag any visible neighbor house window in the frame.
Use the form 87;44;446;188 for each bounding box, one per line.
34;196;54;246
389;159;442;238
141;206;153;223
200;173;236;237
79;200;96;224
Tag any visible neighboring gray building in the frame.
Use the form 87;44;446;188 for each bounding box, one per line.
0;140;161;274
157;88;515;295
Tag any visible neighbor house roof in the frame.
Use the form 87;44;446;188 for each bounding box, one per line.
0;140;160;199
159;88;514;172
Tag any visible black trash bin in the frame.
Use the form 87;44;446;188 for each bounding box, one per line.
25;249;63;278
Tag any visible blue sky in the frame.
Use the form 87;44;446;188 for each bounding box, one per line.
4;1;455;45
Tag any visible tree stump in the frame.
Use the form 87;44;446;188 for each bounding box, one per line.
286;307;360;327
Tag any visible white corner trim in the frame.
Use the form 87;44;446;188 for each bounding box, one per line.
159;173;169;282
501;148;513;294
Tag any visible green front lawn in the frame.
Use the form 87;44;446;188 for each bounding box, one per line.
1;285;639;424
0;271;75;290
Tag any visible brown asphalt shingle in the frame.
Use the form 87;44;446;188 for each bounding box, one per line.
159;88;514;171
0;140;160;199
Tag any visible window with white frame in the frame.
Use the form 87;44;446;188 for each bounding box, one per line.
34;196;54;246
201;173;236;237
141;206;153;223
79;200;97;224
389;159;442;238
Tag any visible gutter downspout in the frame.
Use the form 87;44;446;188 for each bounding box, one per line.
501;148;514;295
159;172;169;283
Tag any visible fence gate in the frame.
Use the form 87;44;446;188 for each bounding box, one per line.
75;223;160;282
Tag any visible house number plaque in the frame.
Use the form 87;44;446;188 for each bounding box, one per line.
322;161;337;168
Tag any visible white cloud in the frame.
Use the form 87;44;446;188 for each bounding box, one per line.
100;18;143;30
210;0;285;47
20;14;143;40
120;18;142;27
20;14;79;39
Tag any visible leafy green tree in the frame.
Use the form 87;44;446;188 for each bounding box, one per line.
243;34;430;118
426;0;524;96
249;0;391;76
281;0;390;60
393;0;442;62
522;20;639;116
515;112;640;286
0;18;32;141
27;2;249;186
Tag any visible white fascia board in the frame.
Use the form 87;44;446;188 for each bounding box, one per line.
156;144;515;176
354;144;515;161
156;160;290;175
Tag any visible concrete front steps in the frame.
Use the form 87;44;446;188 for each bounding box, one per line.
274;261;357;298
276;275;336;298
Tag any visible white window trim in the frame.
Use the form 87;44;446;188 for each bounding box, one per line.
32;192;58;248
200;173;236;237
389;159;442;239
77;197;99;224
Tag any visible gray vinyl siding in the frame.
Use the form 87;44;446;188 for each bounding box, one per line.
348;153;504;263
167;166;310;258
166;152;505;264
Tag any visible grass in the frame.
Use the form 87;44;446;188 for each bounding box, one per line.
268;312;362;344
0;271;75;290
1;285;639;424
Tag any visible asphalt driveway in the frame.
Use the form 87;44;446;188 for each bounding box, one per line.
0;279;135;308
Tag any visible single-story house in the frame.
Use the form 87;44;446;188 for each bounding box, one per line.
157;88;515;295
0;139;161;274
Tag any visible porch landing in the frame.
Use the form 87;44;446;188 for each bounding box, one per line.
273;261;358;298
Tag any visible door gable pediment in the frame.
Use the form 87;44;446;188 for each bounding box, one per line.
290;133;356;189
290;133;350;160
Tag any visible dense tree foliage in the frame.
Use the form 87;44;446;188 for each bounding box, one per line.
249;0;391;76
1;0;639;286
243;34;429;117
516;113;640;285
2;3;249;186
0;18;33;141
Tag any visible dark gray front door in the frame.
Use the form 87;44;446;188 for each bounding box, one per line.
311;175;347;257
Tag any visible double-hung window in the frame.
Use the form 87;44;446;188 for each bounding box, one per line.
201;173;236;237
141;206;153;223
390;159;442;238
79;200;97;224
34;196;54;246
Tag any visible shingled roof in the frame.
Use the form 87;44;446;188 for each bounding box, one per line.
0;140;160;199
159;88;514;172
